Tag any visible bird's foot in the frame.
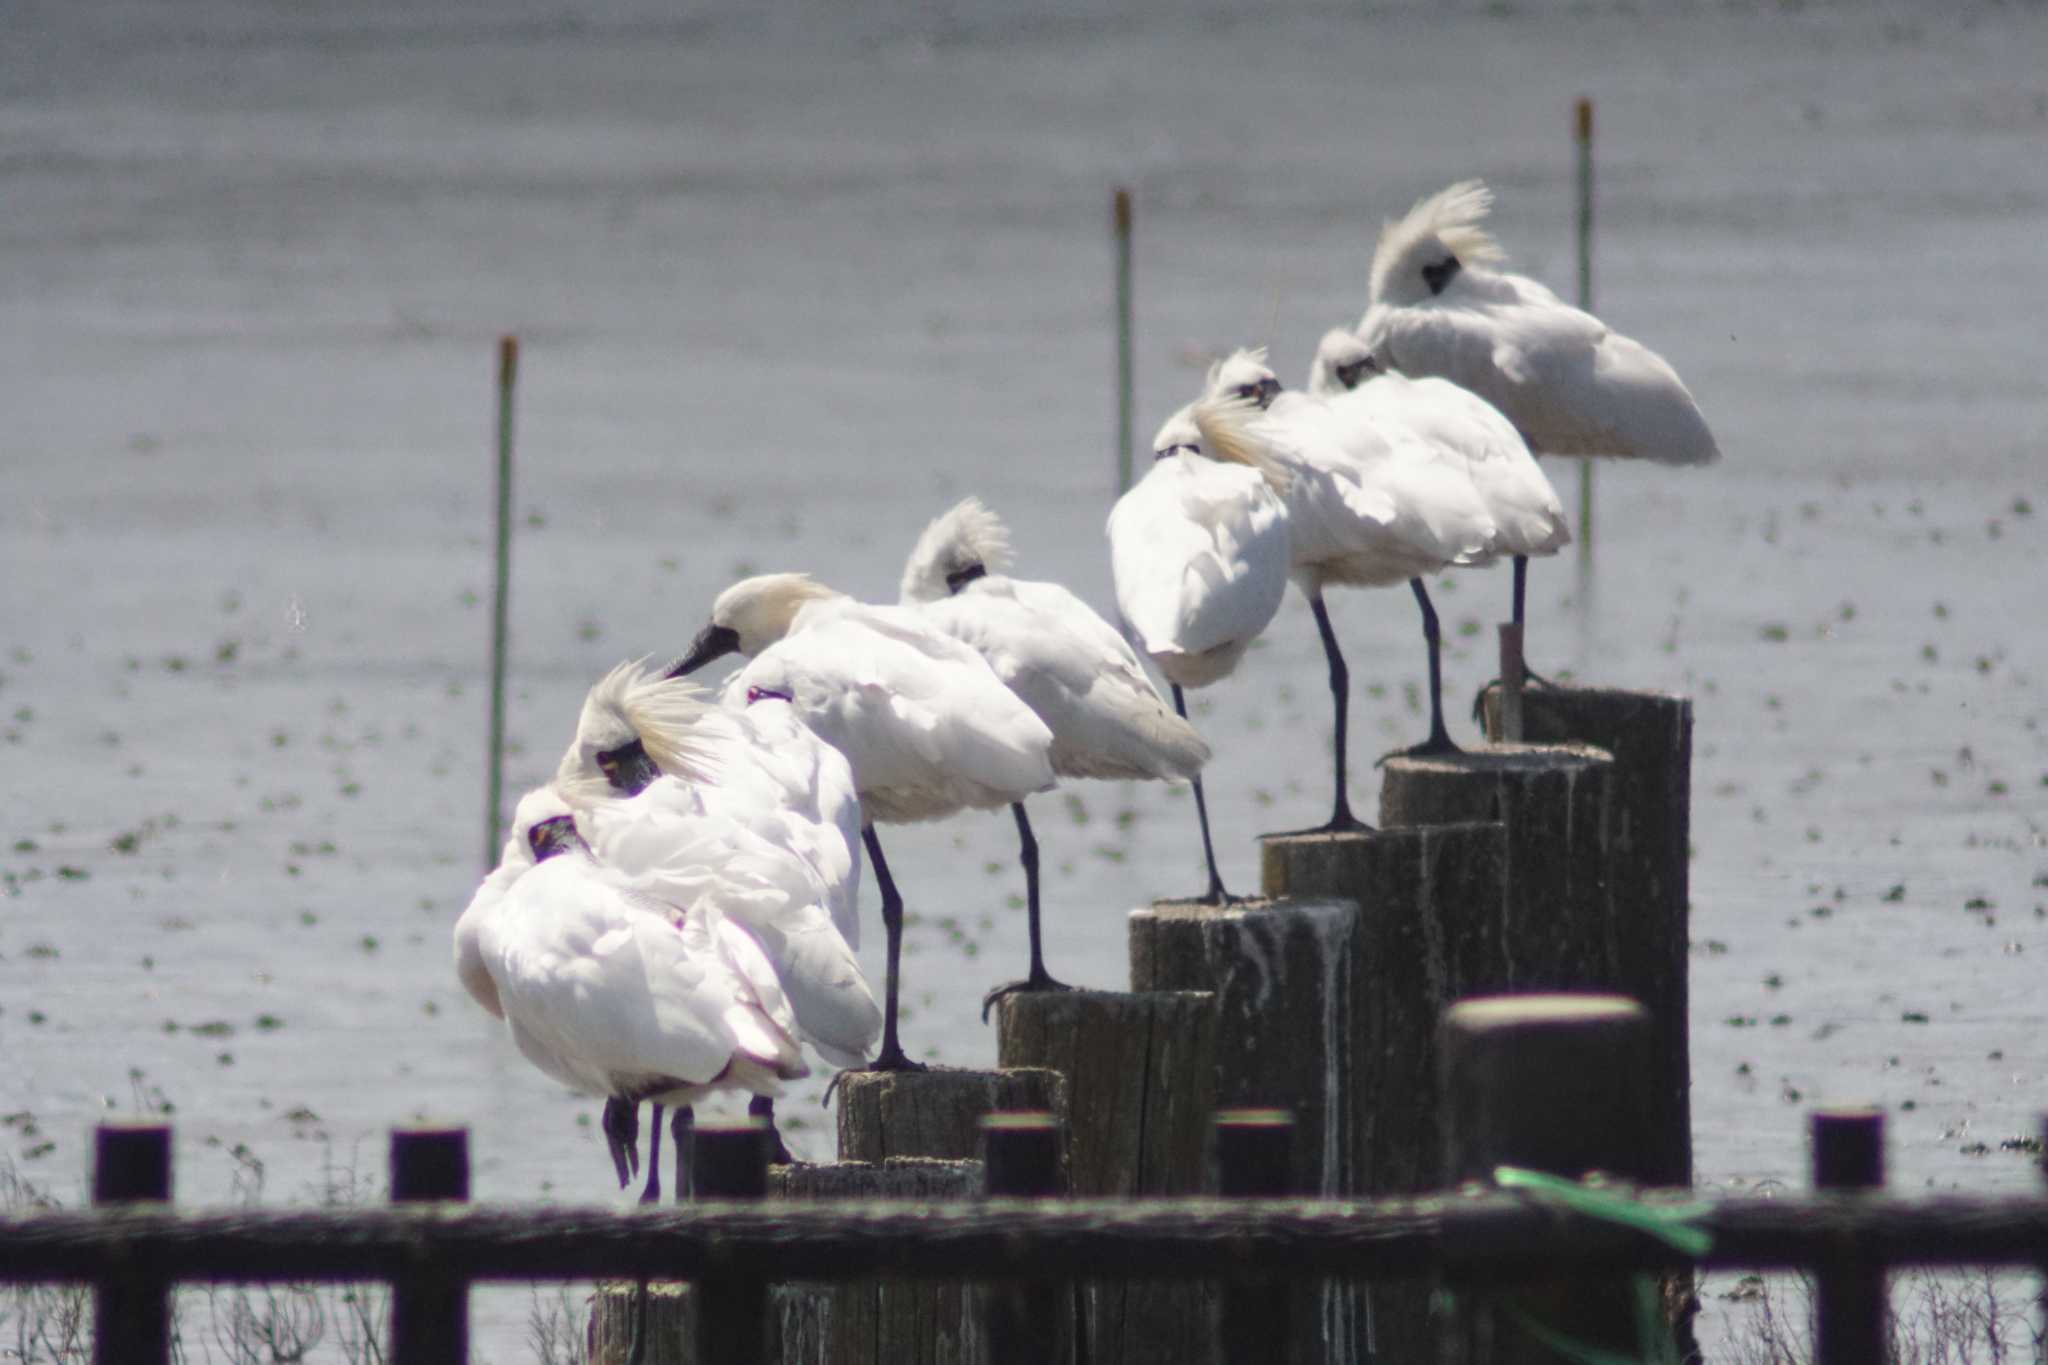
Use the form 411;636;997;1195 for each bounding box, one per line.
862;1043;930;1075
1377;734;1464;767
1187;882;1250;908
1470;669;1565;722
763;1126;798;1168
1266;810;1376;839
980;969;1077;1022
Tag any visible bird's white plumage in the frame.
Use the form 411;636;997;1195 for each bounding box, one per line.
1108;398;1292;690
710;582;1058;826
903;499;1209;783
1309;328;1568;562
458;788;807;1109
1202;350;1495;593
1358;180;1719;466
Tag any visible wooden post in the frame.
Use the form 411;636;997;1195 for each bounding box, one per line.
92;1123;172;1365
483;333;517;871
837;1066;1066;1163
388;1127;469;1365
1478;684;1696;1188
1214;1109;1295;1365
692;1119;770;1365
769;1159;985;1365
1811;1109;1886;1365
1256;827;1508;1362
981;1114;1072;1365
1496;622;1526;743
1439;995;1652;1363
997;991;1217;1365
1127;896;1365;1364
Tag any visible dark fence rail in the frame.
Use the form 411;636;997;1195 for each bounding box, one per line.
6;1192;2048;1285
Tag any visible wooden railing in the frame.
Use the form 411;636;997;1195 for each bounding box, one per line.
6;1109;2046;1365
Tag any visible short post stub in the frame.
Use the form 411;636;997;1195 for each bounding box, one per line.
93;1123;173;1365
388;1127;470;1365
1496;622;1526;743
1439;996;1650;1363
1811;1108;1887;1365
981;1113;1071;1365
1214;1109;1294;1365
694;1118;771;1365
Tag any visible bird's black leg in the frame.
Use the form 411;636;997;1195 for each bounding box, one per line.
749;1094;797;1166
1273;592;1373;834
1173;684;1242;903
1512;554;1528;629
1386;578;1462;760
601;1097;639;1189
638;1103;664;1205
671;1105;694;1202
980;802;1076;1019
862;826;927;1073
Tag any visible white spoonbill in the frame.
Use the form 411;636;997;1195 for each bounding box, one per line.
900;496;1209;1005
1308;326;1569;644
1107;394;1290;901
667;573;1057;1072
1356;179;1719;466
1201;346;1495;818
453;784;807;1199
555;661;879;1167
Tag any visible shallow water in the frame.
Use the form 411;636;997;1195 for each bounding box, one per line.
5;0;2046;1356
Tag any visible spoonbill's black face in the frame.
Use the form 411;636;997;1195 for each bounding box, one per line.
1334;357;1376;389
1232;376;1282;409
744;685;794;706
668;622;740;677
943;562;986;594
595;737;660;796
1421;254;1461;296
1155;443;1198;461
527;814;582;862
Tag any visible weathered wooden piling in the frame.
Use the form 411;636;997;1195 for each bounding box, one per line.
1811;1108;1887;1365
996;990;1218;1365
1127;895;1364;1364
93;1122;173;1365
770;1159;985;1365
1255;828;1509;1363
1438;994;1654;1364
837;1066;1066;1163
1479;683;1695;1188
1213;1109;1297;1364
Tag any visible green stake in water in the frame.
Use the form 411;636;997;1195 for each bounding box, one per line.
484;334;518;872
1574;96;1595;566
1113;186;1134;495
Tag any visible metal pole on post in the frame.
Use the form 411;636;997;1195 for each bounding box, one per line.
1573;97;1595;569
981;1112;1070;1365
92;1123;173;1365
692;1118;772;1365
388;1127;470;1365
1213;1109;1294;1365
1811;1109;1887;1365
1113;187;1135;496
483;334;518;872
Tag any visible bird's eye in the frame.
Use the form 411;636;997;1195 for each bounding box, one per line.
1335;360;1367;389
1233;384;1258;402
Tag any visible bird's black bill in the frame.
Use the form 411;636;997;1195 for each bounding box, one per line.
666;623;740;677
527;814;582;862
1255;376;1281;408
596;738;661;796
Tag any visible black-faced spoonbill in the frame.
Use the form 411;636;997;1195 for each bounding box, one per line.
453;785;808;1200
1107;393;1291;901
668;573;1056;1072
1198;347;1495;823
1357;180;1719;466
556;662;879;1169
899;496;1209;1008
1308;326;1569;653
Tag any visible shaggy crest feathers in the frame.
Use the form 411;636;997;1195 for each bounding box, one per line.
898;496;1015;603
1192;394;1292;495
1151;403;1202;456
554;659;725;805
1204;346;1276;396
1369;179;1505;306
